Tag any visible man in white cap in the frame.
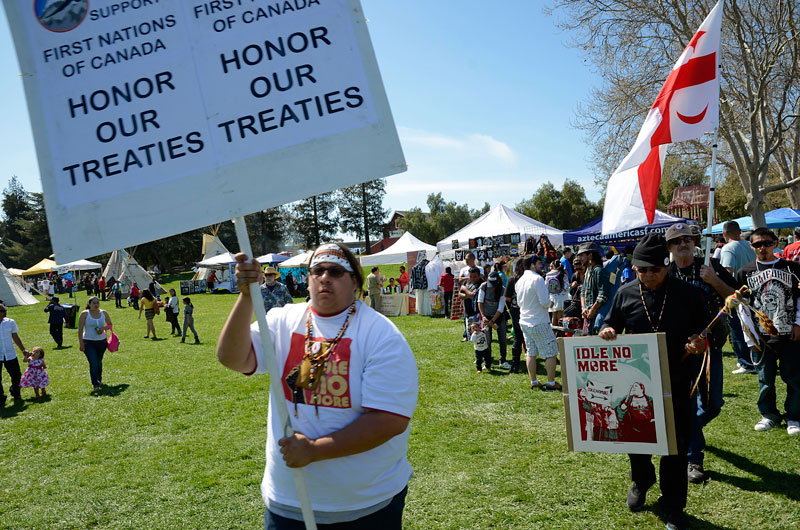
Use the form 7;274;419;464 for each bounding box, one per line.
217;243;418;528
261;266;293;314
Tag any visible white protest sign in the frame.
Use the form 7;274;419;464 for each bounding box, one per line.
3;0;405;262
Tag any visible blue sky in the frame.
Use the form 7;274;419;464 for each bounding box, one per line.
0;1;603;220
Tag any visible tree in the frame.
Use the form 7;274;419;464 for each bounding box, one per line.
656;158;707;211
291;192;339;247
246;207;287;256
337;179;387;254
515;179;602;230
399;193;485;245
550;0;800;228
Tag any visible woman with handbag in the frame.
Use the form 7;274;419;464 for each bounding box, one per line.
138;289;159;340
78;296;113;392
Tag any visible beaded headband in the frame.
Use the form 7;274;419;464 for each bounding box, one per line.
310;244;353;272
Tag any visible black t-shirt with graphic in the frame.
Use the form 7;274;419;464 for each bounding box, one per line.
737;259;800;342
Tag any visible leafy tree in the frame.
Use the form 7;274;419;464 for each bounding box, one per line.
0;176;34;266
291;192;339;248
337;179;387;254
246;207;287;256
550;0;800;228
399;193;485;245
515;179;602;230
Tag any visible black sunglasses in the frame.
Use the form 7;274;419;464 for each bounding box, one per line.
636;266;666;274
309;265;349;278
751;240;776;249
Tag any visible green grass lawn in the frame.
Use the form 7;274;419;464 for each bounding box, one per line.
1;279;798;529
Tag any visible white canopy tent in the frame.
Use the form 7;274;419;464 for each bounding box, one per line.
256;253;290;264
360;232;436;266
196;252;238;267
278;251;313;268
436;203;564;253
52;259;102;274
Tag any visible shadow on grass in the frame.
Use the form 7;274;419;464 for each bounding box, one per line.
25;394;53;404
641;505;737;530
0;398;28;418
91;383;130;397
705;445;799;502
54;345;73;351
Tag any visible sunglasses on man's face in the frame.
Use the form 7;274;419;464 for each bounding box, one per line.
309;265;349;278
751;240;776;249
668;236;695;245
636;266;666;275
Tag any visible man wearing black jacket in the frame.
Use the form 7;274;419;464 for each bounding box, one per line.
44;296;68;348
599;233;709;530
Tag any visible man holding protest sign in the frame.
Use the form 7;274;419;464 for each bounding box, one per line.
599;233;709;530
218;243;418;528
665;223;738;483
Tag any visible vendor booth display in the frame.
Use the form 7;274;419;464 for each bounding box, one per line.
563;210;688;248
196;252;238;293
437;203;564;255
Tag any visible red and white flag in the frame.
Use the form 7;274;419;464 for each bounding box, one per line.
601;1;724;235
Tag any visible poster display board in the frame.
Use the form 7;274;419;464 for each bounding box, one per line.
4;0;405;262
559;333;677;455
180;280;207;295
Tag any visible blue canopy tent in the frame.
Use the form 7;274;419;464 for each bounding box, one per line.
703;208;800;234
563;210;689;248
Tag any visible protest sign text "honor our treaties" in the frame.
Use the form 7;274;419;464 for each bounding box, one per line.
4;0;405;261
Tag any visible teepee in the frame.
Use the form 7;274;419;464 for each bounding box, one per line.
192;228;232;283
0;261;38;306
103;249;165;295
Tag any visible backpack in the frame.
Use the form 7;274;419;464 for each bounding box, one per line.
546;273;564;294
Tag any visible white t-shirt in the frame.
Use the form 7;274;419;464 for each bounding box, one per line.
470;331;489;351
250;301;418;514
0;318;20;361
515;270;551;327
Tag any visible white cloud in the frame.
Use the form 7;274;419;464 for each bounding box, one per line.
397;127;518;167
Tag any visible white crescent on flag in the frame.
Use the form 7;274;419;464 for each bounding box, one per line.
601;1;724;235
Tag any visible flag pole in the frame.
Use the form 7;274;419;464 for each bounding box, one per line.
232;217;317;530
704;128;719;266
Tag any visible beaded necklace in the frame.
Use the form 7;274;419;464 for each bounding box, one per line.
302;301;357;415
639;283;668;332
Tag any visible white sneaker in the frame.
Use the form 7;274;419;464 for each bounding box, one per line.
732;366;755;374
754;417;778;432
788;420;800;436
500;361;511;369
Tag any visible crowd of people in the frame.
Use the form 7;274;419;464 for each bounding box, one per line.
442;221;799;529
5;225;799;529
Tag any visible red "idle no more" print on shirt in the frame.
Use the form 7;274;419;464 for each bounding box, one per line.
281;333;353;409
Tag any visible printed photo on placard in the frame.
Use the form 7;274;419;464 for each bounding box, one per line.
452;239;459;250
477;249;487;261
475;237;483;248
494;235;504;247
487;248;494;259
469;239;477;249
509;244;519;257
455;249;464;261
510;233;521;244
559;333;675;455
503;233;512;244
